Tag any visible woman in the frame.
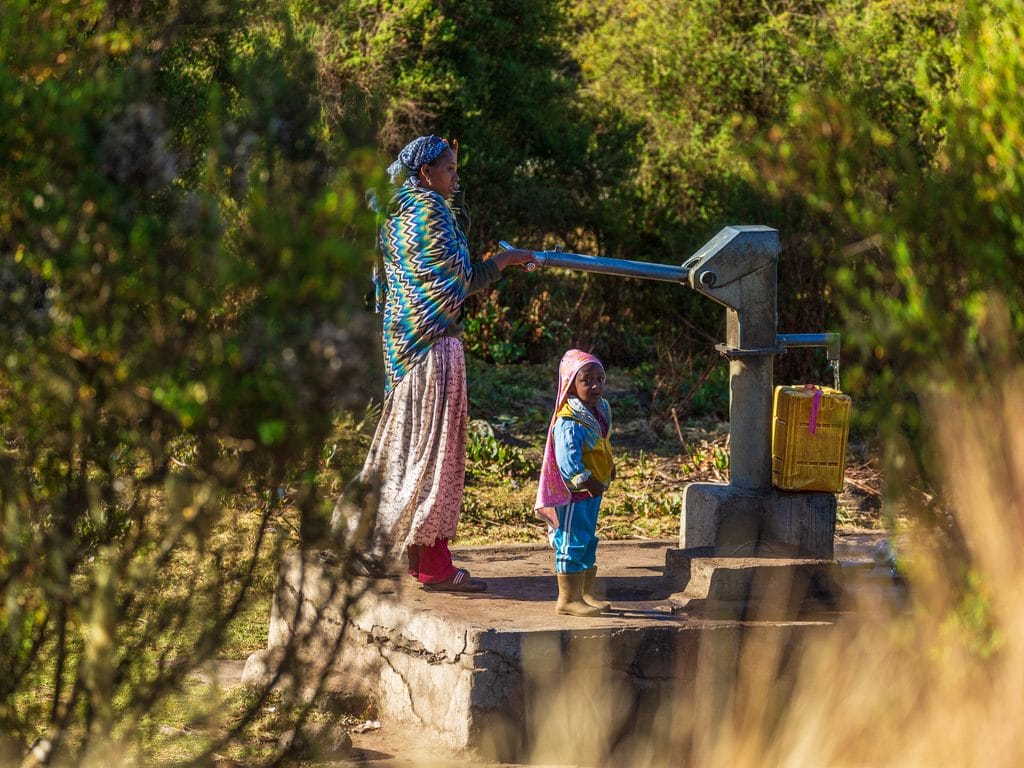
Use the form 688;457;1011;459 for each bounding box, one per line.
335;134;535;592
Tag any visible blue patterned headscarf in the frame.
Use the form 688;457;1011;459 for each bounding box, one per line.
386;135;450;185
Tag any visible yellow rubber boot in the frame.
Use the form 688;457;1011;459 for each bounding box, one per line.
556;572;603;617
582;567;611;611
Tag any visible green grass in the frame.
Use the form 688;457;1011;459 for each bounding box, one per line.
221;595;275;658
458;359;884;545
142;682;369;766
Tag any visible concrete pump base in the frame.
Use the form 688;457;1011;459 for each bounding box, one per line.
680;482;838;558
241;539;889;764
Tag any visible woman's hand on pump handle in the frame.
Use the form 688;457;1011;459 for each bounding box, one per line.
493;248;537;272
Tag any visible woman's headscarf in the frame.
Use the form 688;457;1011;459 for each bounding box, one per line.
535;349;605;512
387;135;449;185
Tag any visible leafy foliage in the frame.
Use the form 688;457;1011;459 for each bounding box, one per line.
3;0;1024;761
466;428;533;480
761;0;1022;489
0;0;380;762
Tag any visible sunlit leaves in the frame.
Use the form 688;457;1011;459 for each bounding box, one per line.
0;0;379;761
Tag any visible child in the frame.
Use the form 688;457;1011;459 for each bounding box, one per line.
535;349;615;617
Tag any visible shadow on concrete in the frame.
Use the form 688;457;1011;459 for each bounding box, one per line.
469;570;678;604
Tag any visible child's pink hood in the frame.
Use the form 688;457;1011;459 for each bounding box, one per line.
535;349;604;512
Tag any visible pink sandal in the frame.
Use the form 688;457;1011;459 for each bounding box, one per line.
422;567;487;593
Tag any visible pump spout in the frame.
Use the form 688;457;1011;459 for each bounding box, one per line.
776;332;841;362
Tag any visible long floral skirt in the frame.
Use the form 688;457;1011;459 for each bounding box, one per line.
334;336;468;562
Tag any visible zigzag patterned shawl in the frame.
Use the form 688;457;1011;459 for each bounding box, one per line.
380;184;472;395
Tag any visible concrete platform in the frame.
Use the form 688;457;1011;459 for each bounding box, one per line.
244;535;892;765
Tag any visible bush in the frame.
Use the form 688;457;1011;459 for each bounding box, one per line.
0;1;381;762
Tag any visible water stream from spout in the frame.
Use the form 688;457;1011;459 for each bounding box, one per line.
829;358;841;391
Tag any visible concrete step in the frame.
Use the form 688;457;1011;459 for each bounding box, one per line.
664;548;844;619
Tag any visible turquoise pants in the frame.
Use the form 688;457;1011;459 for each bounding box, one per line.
551;495;602;573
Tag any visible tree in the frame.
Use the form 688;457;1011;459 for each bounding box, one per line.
762;0;1023;541
0;1;380;762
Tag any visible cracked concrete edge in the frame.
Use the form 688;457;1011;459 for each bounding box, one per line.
249;551;504;750
273;550;487;664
